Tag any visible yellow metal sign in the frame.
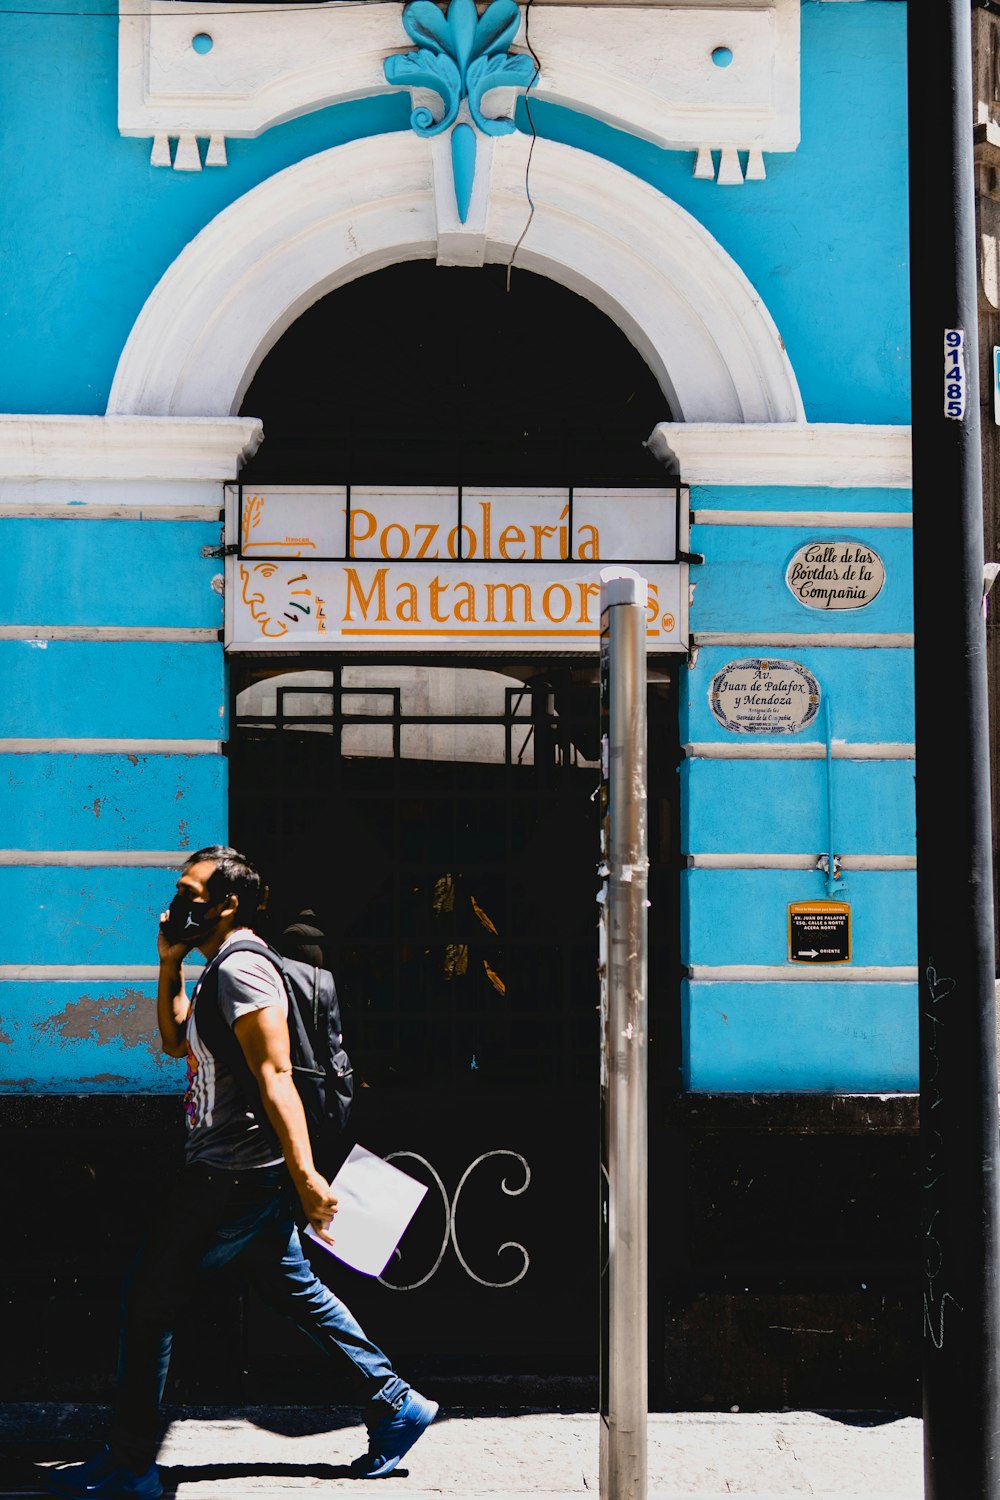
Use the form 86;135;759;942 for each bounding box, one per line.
787;900;852;964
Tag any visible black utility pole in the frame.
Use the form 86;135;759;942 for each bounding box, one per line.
908;2;1000;1495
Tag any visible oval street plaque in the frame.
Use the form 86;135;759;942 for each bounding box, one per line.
708;657;821;735
785;539;885;611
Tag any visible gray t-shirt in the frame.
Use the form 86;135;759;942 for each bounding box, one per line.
183;930;288;1170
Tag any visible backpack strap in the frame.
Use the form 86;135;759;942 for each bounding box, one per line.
191;936;286;1148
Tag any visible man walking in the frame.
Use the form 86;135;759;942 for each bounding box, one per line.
44;846;436;1499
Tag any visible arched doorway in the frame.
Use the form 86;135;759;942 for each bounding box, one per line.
228;263;680;1393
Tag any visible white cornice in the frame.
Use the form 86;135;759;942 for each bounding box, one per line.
647;422;912;487
0;416;262;480
119;0;799;170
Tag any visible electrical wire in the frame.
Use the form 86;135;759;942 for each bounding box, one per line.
506;0;539;291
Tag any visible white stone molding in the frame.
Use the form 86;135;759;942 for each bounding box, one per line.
119;0;799;173
0;415;261;480
684;742;916;760
692;510;912;528
689;965;918;982
687;854;917;871
0;850;191;867
108;131;804;423
692;632;914;648
648;422;913;486
0;739;224;754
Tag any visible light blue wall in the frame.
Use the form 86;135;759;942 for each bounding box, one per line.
1;1;907;425
683;759;915;856
0;517;225;1093
0;982;184;1093
0;754;225;849
683;981;918;1092
0;520;223;626
0;643;225;738
678;473;916;1091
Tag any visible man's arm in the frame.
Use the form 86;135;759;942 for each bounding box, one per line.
233;1004;339;1242
156;921;193;1058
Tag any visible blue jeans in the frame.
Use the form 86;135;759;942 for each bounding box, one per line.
107;1163;409;1470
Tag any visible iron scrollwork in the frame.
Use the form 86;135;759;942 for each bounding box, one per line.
378;1149;532;1290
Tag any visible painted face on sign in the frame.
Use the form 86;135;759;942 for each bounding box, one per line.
239;563;314;638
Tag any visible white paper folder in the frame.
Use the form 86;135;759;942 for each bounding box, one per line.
304;1144;428;1276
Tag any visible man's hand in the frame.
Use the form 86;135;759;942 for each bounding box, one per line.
298;1170;339;1243
157;910;195;966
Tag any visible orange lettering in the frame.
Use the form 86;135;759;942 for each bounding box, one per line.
381;523;410;559
429;576;450;621
577;524;600;560
414;522;440;559
542;583;572;623
348;508;377;557
485;582;533;623
531;524;557;559
498;525;525;560
453;580;477;623
577;581;600;622
395;580;419;622
343;567;388;621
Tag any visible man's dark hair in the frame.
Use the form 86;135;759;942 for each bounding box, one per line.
185;845;263;920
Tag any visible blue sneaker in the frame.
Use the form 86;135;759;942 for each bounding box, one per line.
352;1389;439;1478
41;1446;163;1499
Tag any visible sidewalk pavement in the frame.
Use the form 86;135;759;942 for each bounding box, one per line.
0;1405;922;1499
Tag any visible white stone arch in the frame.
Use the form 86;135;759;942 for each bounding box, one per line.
108;131;804;424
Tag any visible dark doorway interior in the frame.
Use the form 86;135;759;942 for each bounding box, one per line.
240;261;671;485
232;261;680;1392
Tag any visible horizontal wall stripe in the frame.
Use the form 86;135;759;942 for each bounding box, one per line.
0;851;190;868
0;518;223;629
1;867;218;964
683;867;916;967
686;854;916;871
0;626;219;642
684;648;914;745
0;754;226;849
0;642;225;739
0;505;223;520
692;510;912;528
0;738;223;754
683;979;918;1092
690;485;913;516
0;964;202;980
682;757;915;857
689;524;912;636
684;741;914;760
689;965;918;982
692;632;914;648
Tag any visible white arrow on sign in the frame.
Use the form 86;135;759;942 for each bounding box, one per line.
796;949;819;958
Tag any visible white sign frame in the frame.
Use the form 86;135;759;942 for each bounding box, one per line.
224;485;689;654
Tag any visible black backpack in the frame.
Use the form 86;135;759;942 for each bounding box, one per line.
192;936;353;1159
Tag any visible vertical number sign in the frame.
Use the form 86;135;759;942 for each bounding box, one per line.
945;329;966;420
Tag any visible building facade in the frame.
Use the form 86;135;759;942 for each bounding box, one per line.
1;0;916;1410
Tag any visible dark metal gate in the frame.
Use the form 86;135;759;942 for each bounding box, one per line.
229;657;677;1383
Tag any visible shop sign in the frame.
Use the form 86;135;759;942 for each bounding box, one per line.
788;900;851;964
224;486;687;652
785;540;885;611
708;657;820;735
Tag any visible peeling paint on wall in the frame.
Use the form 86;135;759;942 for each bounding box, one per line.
0;1023;12;1045
35;990;162;1055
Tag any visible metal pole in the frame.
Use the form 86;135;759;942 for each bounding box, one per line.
908;3;1000;1495
599;567;648;1500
